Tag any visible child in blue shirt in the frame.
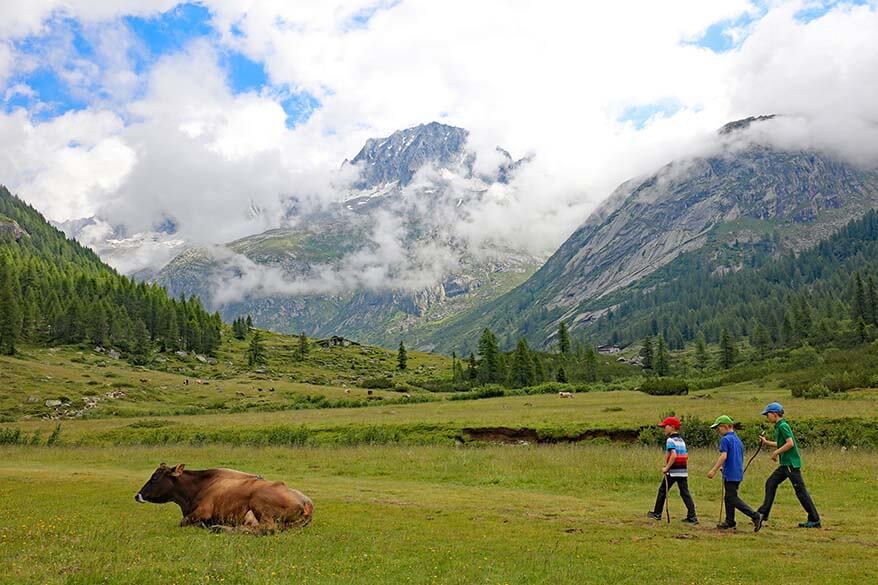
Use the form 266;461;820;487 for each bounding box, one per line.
707;415;762;532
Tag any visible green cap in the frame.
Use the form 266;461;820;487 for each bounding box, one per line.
710;415;735;428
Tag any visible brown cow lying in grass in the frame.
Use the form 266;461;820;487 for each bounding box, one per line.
136;463;313;533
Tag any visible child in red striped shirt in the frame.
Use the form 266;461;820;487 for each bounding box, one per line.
647;416;698;524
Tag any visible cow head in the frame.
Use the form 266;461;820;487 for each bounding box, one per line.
135;463;185;504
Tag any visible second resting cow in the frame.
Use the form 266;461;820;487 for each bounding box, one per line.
135;463;313;533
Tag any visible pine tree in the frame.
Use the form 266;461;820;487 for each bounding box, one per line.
296;332;309;361
532;352;545;384
857;318;869;344
654;334;669;376
781;312;796;346
795;296;813;340
753;323;771;360
245;315;253;330
246;330;266;367
397;341;408;371
166;309;180;351
694;332;708;371
453;357;466;383
477;329;500;384
129;320;151;365
640;336;653;370
853;273;867;322
584;346;598;382
0;258;20;355
558;322;571;355
719;328;736;369
511;338;535;387
556;365;568;383
467;352;478;383
867;276;878;326
233;317;248;340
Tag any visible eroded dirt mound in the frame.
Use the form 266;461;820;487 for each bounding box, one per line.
461;427;642;444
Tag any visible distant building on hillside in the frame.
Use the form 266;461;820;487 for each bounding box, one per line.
316;336;361;348
597;344;622;355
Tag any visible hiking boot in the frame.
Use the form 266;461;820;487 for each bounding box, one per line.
716;522;736;530
681;517;699;525
646;512;662;521
752;513;763;533
798;521;821;528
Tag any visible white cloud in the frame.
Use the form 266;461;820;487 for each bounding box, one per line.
1;0;877;294
209;210;461;304
0;108;135;219
0;1;182;38
0;42;12;87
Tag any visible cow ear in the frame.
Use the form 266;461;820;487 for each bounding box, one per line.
171;464;185;477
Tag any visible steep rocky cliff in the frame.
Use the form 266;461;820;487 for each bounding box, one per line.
427;118;878;353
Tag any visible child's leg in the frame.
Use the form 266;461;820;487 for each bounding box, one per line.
675;477;697;519
729;485;759;520
788;468;820;523
757;466;789;521
652;477;668;516
723;481;739;525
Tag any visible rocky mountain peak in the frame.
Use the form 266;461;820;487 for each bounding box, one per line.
349;122;471;189
718;114;777;135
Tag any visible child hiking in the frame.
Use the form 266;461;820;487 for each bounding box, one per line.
647;416;698;524
707;415;762;531
756;402;821;528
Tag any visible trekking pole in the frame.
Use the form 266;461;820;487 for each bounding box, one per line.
664;474;671;524
743;432;766;476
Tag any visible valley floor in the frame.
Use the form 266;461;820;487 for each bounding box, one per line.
1;445;876;584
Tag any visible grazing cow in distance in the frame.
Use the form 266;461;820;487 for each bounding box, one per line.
135;464;313;533
558;391;574;398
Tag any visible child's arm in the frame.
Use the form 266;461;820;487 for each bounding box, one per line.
760;435;778;448
663;449;676;474
707;452;727;479
771;437;795;461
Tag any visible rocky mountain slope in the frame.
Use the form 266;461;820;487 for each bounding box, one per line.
153;122;542;348
428;117;878;354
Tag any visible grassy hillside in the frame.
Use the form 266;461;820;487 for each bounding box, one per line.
0;329;452;421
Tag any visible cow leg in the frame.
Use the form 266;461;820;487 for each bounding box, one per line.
243;510;259;527
180;504;213;528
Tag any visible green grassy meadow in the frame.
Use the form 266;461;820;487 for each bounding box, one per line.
1;445;876;584
2;338;878;583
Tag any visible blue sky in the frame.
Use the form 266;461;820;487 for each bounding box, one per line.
1;2;318;127
616;0;873;129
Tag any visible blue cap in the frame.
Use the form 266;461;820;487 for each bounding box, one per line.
761;402;784;415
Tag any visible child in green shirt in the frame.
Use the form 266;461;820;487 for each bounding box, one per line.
756;402;821;528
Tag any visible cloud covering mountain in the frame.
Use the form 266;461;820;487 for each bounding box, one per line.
1;0;878;285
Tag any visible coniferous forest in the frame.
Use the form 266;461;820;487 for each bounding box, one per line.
0;186;221;357
585;210;878;350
